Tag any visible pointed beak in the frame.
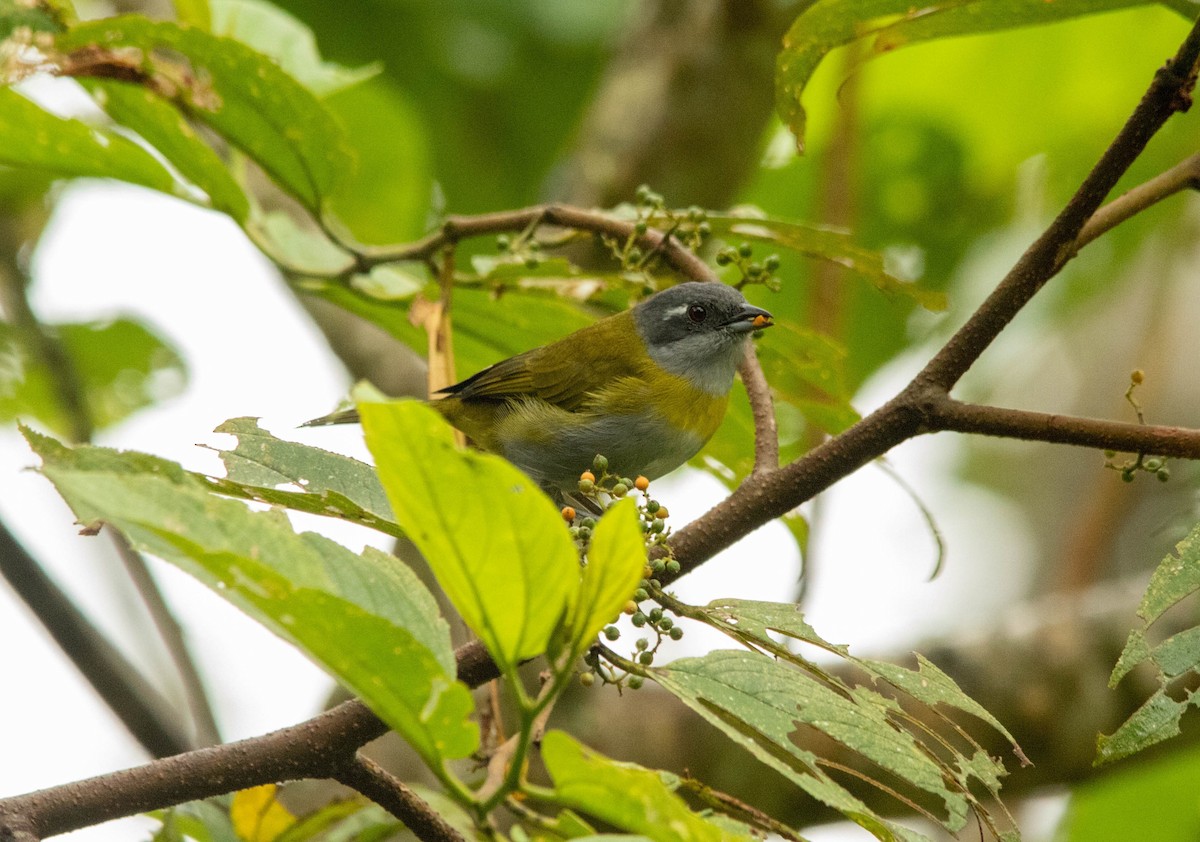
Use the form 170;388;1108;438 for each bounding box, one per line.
725;303;774;333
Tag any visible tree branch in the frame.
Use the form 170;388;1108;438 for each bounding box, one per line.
919;394;1200;458
0;519;191;758
738;344;779;474
1075;150;1200;250
333;755;465;842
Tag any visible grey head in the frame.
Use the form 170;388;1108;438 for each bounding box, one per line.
632;281;773;396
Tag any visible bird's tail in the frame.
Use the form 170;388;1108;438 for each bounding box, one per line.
300;407;361;427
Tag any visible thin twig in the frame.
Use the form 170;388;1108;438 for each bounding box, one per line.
333;755;466;842
738;344;778;473
0;519;191;758
918;394;1200;458
1074;151;1200;250
110;533;221;747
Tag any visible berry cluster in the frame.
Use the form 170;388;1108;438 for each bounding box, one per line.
562;454;686;692
1103;370;1170;483
716;241;782;292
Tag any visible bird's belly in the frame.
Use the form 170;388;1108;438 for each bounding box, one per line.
498;408;705;491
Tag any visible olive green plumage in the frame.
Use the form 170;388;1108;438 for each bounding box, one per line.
306;282;772;493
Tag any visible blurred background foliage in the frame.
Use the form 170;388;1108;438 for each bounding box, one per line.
5;0;1200;839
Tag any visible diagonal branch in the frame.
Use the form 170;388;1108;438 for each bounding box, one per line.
333;755;465;842
1075;150;1200;250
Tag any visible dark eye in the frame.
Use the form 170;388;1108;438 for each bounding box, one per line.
687;304;707;323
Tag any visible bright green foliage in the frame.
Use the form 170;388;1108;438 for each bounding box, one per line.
541;731;754;841
566;497;646;656
0;318;186;437
25;427;476;765
0;0;67;39
209;0;380;97
359;400;579;674
81;79;251;221
174;0;211;30
57;17;354;214
151;791;405;842
0;87;178;194
1099;521;1200;764
706;214;945;311
775;0;1184;150
1059;741;1200;841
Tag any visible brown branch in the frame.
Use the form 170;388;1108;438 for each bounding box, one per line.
351;204;717;285
920;394;1200;458
1075;151;1200;250
0;519;192;758
738;344;779;474
333;755;465;842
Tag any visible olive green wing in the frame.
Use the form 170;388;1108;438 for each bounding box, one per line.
440;313;645;412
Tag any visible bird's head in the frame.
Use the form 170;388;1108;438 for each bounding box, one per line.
632;282;774;395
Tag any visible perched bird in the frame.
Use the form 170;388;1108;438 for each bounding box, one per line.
306;281;773;494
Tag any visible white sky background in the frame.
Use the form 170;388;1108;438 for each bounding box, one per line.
0;181;1058;841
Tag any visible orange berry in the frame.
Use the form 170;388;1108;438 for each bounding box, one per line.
561;506;576;522
655;507;669;520
634;476;650;491
623;600;638;615
580;470;596;483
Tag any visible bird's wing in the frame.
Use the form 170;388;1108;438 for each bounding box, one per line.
439;314;644;412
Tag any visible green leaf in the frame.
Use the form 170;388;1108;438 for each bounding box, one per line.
26;429;474;762
213;416;393;520
540;731;751;841
0;87;177;193
567;498;645;655
57;16;354;214
775;0;1161;150
655;649;965;833
250;211;354;275
1;0;68;40
0;317;186;436
174;0;212;30
1100;522;1200;763
82;79;250;221
359;400;578;673
708;214;945;310
210;0;380;97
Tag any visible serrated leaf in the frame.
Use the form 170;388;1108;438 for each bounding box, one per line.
230;785;295;842
1101;521;1200;763
26;430;471;757
0;87;177;192
1096;690;1194;766
212;416;393;521
655;650;965;831
82;79;249;221
709;214;945;310
360;400;578;673
0;317;186;436
56;16;354;213
567;498;645;655
541;731;751;842
210;0;380;97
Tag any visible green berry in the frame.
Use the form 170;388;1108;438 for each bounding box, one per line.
697;222;712;238
636;184;651;202
635;637;649;651
658;617;673;631
1144;458;1163;471
1158;468;1171;482
738;242;753;258
638;651;654;665
580;671;595;687
628;675;644;690
634;588;649;601
496;234;510;251
649;579;661;589
578;479;595;493
634;220;648;235
665;560;681;574
577;527;591;540
631;612;647;627
669;626;683;640
646;500;661;514
612;483;628;497
1104;450;1117;459
650;558;666;574
651;519;665;533
746;262;763;278
648;607;663;622
715;251;732;266
525;256;539;269
628;247;643;262
764;254;781;271
1122;470;1135;483
687;205;704;221
604;625;620;641
593;454;609;472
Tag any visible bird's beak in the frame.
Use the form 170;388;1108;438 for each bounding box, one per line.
725;304;774;333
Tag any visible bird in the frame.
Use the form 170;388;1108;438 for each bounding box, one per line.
305;281;773;495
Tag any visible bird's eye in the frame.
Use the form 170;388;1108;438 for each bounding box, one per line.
687;304;707;323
